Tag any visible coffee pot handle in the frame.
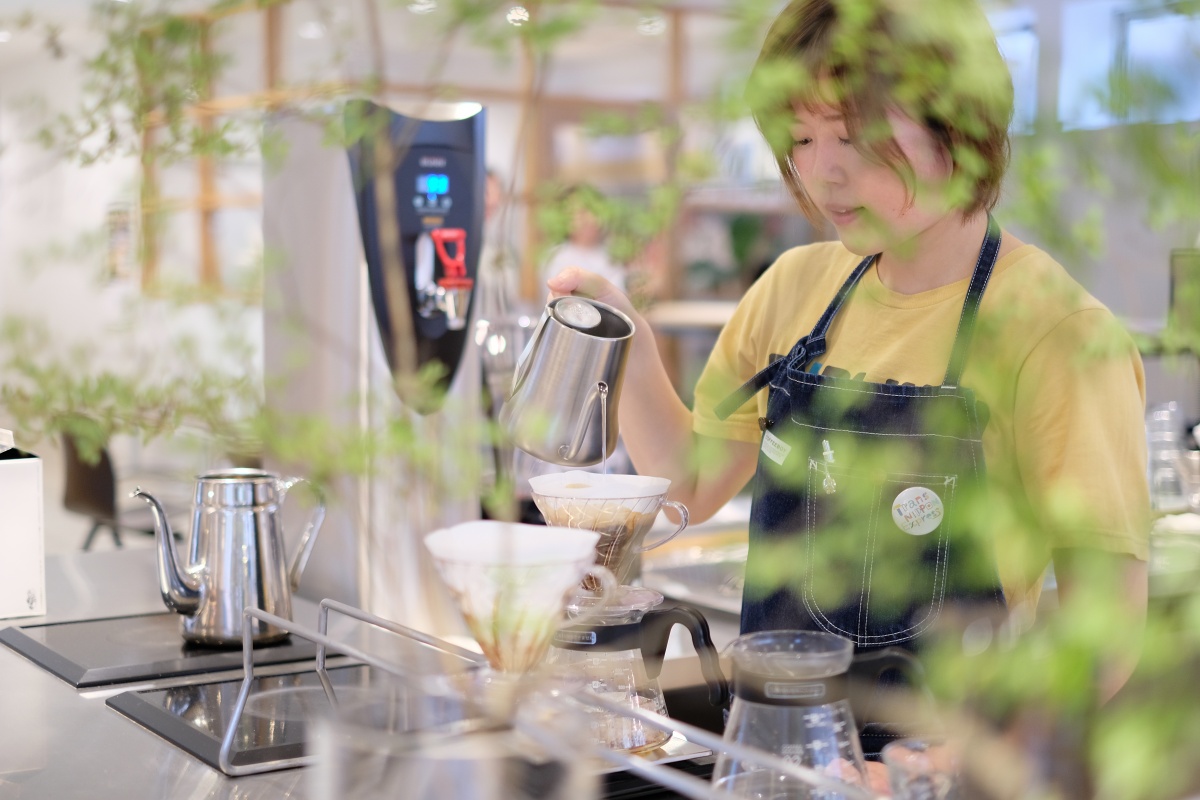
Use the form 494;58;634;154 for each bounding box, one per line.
638;500;690;552
640;603;730;707
276;477;327;591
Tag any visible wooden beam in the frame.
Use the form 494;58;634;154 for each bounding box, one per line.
264;3;282;94
197;20;219;289
143;192;263;214
142;80;652;126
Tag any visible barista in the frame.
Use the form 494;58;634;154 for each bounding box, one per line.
548;0;1149;759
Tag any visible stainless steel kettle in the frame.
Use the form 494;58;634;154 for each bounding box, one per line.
499;296;634;467
134;469;325;646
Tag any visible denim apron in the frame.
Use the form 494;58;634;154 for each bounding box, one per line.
716;218;1007;751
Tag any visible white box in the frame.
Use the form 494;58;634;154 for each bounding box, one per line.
0;447;46;619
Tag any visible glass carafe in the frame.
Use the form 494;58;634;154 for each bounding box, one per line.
546;586;728;753
713;630;917;798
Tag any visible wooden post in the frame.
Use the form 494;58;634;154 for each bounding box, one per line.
138;31;159;291
264;3;282;94
197;20;219;289
657;7;687;389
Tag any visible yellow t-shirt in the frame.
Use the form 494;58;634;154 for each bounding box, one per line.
692;241;1150;610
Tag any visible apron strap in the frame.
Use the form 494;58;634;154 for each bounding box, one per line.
715;214;1001;418
941;213;1002;389
714;254;876;421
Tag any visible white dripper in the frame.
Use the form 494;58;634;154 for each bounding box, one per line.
425;521;616;674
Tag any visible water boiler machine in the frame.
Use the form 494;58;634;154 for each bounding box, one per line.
262;100;488;635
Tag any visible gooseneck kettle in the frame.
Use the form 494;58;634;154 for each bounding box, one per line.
500;296;634;467
135;469;325;646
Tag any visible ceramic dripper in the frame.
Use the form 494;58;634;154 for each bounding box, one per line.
424;521;616;674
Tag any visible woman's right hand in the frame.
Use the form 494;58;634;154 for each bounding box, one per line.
545;267;638;321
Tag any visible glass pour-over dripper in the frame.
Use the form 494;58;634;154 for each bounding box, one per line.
529;471;689;585
547;586;728;754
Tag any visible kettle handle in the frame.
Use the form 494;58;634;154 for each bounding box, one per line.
276;476;327;591
640;603;730;707
508;306;552;397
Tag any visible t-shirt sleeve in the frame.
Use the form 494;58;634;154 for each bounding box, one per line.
1011;308;1150;559
691;275;775;444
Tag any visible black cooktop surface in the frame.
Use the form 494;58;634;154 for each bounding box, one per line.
107;663;714;793
0;612;319;688
108;662;370;773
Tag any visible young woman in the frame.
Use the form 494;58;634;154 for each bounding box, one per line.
548;0;1149;760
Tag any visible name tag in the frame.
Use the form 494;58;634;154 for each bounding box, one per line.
761;430;791;466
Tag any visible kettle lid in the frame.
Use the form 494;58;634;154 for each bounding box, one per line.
553;297;602;330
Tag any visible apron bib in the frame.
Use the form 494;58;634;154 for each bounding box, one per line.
718;217;1007;648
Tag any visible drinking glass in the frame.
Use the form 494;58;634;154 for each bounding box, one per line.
881;738;961;800
713;770;846;799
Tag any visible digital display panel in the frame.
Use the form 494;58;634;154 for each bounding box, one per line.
417;173;450;195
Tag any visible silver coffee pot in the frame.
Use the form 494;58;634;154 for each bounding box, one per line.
499;296;634;467
134;469;325;646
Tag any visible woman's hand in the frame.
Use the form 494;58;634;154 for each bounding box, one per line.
545;267;638;321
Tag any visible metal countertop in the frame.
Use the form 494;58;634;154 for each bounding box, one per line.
0;547;310;799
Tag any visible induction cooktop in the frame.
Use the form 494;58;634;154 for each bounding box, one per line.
0;612;320;688
106;662;713;793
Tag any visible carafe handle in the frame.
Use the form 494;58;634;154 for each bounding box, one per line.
848;646;926;687
276;476;327;591
637;500;689;552
640;603;729;707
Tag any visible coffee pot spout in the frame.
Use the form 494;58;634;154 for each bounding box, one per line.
275;477;326;591
132;487;201;615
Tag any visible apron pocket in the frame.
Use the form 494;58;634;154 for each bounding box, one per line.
801;458;958;647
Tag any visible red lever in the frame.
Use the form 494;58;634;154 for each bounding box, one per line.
430;228;472;289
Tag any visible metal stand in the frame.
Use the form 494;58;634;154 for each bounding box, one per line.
214;600;882;799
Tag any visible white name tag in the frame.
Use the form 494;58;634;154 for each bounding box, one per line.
761;430;791;466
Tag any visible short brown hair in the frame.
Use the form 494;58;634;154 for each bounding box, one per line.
748;0;1014;224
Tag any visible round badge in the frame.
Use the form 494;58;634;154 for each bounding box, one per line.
891;486;944;536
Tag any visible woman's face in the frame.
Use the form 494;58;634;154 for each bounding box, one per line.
789;102;954;255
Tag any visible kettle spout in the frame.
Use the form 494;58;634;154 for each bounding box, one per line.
132;487;201;615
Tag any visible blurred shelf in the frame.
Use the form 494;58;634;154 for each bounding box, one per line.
683;184;798;215
645;300;737;332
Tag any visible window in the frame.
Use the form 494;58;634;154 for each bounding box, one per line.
1060;0;1200;130
990;8;1039;134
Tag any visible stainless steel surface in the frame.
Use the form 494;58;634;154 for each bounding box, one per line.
500;296;633;467
643;543;748;618
217;600;485;776
135;470;326;646
0;547;726;800
0;548;315;799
